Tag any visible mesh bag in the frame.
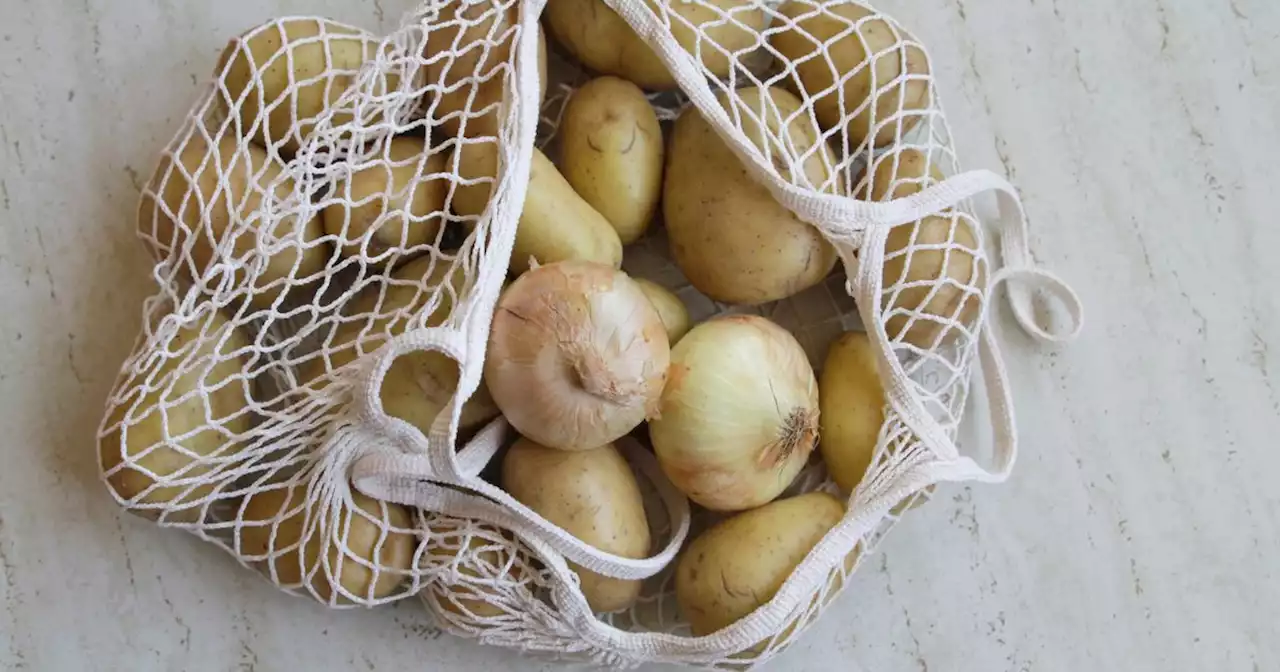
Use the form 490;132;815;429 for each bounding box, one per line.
99;0;1082;667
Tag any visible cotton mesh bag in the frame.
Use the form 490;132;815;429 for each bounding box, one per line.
97;0;1082;668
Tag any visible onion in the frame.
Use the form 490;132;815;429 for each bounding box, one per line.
485;261;670;451
649;315;818;511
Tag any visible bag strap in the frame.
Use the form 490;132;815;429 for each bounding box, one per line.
606;0;1083;486
346;0;695;584
352;436;692;581
344;0;1083;596
858;169;1084;484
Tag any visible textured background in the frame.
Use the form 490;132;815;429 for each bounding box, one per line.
0;0;1276;669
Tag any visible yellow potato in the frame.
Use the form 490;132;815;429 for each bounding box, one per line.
425;6;547;139
217;18;395;155
301;255;500;432
818;331;883;493
424;520;528;619
664;87;838;305
452;143;622;275
323;136;448;265
771;1;931;149
138;132;329;311
501;438;650;612
820;330;935;512
633;278;690;344
99;309;254;522
863;149;986;348
238;483;417;603
560;77;663;244
544;0;766;90
675;492;845;636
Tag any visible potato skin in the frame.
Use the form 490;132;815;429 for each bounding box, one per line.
675;492;845;636
863;149;985;348
453;143;622;275
99;309;254;522
217;18;393;154
560;77;663;244
818;331;884;494
425;7;547;139
663;87;838;305
425;521;528;619
633;278;691;344
501;438;651;612
770;1;931;149
544;0;766;90
138;133;328;311
818;330;934;512
238;484;416;603
300;255;499;432
323;136;447;265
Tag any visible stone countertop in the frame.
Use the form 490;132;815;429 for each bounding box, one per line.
0;0;1276;670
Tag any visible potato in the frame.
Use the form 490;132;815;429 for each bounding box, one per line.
675;492;845;636
323;136;448;265
560;77;663;244
238;483;416;603
425;6;547;139
818;331;883;493
217;18;394;154
452;143;622;275
664;87;839;305
138;132;329;311
820;331;934;511
634;278;691;344
771;1;931;149
301;255;500;432
862;149;986;348
99;309;254;522
544;0;766;90
425;520;528;619
501;438;650;612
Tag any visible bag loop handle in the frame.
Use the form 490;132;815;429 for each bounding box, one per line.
352;437;692;581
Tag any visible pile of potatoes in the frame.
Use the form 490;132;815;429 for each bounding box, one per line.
103;0;981;636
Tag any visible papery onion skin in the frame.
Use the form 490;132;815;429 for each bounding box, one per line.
485;261;670;451
649;315;819;511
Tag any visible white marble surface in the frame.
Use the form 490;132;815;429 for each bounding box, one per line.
1;0;1278;670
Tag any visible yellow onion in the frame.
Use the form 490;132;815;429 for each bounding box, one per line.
649;315;818;511
485;261;670;451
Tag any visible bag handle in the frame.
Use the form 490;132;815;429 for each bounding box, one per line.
851;170;1083;484
341;0;551;481
347;0;694;585
606;0;1082;483
352;437;692;581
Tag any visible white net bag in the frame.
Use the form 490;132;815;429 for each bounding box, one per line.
98;0;1082;667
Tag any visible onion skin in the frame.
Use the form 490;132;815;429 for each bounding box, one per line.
485;261;670;451
649;315;819;511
